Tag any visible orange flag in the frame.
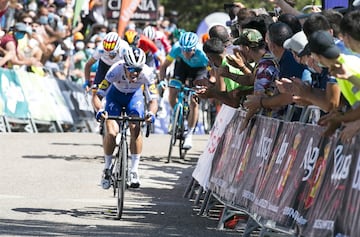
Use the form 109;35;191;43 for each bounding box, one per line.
117;0;142;37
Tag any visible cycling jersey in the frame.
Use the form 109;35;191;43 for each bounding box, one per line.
167;42;208;68
97;62;158;100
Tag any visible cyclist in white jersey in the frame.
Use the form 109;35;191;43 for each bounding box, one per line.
84;32;130;113
96;46;158;189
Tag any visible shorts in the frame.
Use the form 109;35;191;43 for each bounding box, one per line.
94;59;111;85
173;58;207;87
105;86;145;117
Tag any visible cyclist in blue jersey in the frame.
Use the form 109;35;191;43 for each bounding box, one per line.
159;32;208;149
96;46;158;189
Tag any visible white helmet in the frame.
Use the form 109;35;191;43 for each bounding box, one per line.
143;25;156;41
124;46;146;68
102;32;121;52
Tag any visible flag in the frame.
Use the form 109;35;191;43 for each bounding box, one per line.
118;0;141;37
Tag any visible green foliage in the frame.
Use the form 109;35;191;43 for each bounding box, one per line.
159;0;322;31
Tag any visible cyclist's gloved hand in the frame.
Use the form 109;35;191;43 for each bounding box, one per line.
83;80;90;89
96;110;106;122
145;111;155;123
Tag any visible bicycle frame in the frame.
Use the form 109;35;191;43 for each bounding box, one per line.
106;115;149;220
167;84;194;163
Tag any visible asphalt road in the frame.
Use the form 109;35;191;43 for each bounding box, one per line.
0;133;240;237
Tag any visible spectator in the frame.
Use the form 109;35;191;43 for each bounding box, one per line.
199;37;253;108
277;13;302;34
277;30;341;113
231;28;280;130
0;22;42;68
306;30;360;137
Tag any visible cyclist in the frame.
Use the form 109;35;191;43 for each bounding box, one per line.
159;31;209;149
84;32;130;115
96;46;158;189
142;25;172;60
124;29;165;69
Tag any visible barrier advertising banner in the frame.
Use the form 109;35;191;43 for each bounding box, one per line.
302;136;357;237
17;71;73;123
232;116;281;209
337;136;360;237
208;110;247;201
0;69;29;118
192;104;236;189
56;79;94;123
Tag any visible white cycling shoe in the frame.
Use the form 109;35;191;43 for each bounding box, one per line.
129;172;140;188
183;135;193;150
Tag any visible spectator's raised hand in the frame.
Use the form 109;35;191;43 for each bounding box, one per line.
318;110;343;137
275;78;294;94
340;119;360;143
227;48;246;69
244;94;262;111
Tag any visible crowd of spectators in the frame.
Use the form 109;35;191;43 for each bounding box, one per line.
2;0;360;144
0;0;179;86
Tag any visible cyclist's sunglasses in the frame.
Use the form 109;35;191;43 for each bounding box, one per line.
181;47;195;52
126;66;143;73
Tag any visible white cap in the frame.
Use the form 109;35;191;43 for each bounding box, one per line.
283;31;308;55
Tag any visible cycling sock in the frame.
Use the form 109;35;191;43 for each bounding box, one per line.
187;127;195;136
131;154;141;173
104;155;112;169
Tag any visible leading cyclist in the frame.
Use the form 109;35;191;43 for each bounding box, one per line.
96;46;158;189
159;31;208;149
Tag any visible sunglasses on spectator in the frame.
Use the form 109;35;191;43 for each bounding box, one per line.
181;47;195;52
126;66;142;73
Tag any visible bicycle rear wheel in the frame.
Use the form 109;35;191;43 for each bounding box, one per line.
167;104;181;163
116;138;128;220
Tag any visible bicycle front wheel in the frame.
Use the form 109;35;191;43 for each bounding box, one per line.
116;138;128;220
167;104;181;163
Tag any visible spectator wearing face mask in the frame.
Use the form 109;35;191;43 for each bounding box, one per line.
0;22;42;68
71;32;88;85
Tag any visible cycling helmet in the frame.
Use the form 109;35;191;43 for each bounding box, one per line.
124;46;146;68
143;25;156;41
124;30;140;45
179;31;198;49
102;32;121;52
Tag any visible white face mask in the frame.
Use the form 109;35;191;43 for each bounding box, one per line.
75;41;85;50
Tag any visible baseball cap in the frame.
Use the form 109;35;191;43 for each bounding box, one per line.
306;30;340;59
283;31;308;56
14;22;32;35
233;28;264;47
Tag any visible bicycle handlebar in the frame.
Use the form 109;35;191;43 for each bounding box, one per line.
105;115;151;138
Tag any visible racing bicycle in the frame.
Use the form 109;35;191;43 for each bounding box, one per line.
105;114;150;220
167;83;196;163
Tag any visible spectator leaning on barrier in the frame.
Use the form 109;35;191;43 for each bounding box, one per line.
304;30;360;137
276;30;341;114
0;22;42;68
337;9;360;141
241;22;307;123
230;28;280;131
198;37;253;108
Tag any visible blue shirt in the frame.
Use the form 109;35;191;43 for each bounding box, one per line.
168;42;208;68
279;49;312;84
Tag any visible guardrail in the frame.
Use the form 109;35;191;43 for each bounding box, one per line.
191;104;359;237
